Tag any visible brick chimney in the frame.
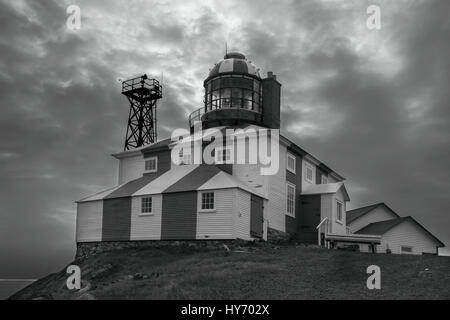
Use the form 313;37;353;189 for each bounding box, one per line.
262;71;281;129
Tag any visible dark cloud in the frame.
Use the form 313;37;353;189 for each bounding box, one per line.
1;0;450;278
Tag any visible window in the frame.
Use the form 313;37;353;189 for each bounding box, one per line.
401;246;413;253
287;153;296;174
144;157;157;172
201;192;215;211
141;197;152;214
286;183;296;217
305;162;314;183
321;175;328;184
336;201;343;222
215;147;232;164
179;149;191;165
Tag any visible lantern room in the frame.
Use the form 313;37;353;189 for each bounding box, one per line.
189;52;281;130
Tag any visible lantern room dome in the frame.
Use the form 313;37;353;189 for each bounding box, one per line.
207;52;260;79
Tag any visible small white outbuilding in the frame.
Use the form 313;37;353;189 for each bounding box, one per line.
347;203;444;255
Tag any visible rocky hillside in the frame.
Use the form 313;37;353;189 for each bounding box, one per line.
9;243;450;300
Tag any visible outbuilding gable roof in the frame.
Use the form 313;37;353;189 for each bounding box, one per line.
356;217;445;247
346;202;400;224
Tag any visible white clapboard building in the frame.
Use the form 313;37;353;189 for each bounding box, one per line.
347;203;444;255
76;52;444;254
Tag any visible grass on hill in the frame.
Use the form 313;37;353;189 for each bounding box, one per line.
10;244;450;300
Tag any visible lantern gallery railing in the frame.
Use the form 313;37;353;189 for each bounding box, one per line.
188;107;205;127
188;104;262;128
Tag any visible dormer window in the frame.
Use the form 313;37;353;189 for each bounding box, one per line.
321;175;328;184
144;157;157;173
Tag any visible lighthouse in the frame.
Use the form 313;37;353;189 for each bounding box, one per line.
76;51;356;248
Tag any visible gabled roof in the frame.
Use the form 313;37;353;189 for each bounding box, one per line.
198;170;267;199
105;174;156;199
140;138;172;152
77;185;123;202
355;216;445;247
279;134;345;181
301;182;350;201
112;138;173;159
355;217;406;235
346;202;400;224
133;164;199;196
77;164;266;202
162;165;222;194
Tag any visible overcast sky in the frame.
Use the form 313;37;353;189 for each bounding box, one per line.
1;0;449;278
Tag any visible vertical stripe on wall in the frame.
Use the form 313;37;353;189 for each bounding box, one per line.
285;150;302;235
161;191;197;240
76;200;103;242
250;194;264;238
102;197;132;241
298;195;322;243
130;195;163;240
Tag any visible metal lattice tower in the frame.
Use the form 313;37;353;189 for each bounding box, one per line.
121;74;162;151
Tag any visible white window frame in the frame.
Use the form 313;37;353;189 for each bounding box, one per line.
321;175;328;184
140;197;153;216
286;182;296;217
336;200;343;223
287;153;296;174
304;162;314;184
215;146;233;164
144;157;158;173
199;191;215;213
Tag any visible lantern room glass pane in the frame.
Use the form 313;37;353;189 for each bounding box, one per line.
212;79;220;90
253;80;260;92
232;87;242;99
243;99;252;110
221;88;231;98
221;88;231;108
243;89;252;100
211;90;220;109
205;75;262;113
254;92;260;104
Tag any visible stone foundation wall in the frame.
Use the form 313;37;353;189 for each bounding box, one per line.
75;229;296;260
267;228;292;244
75;239;255;260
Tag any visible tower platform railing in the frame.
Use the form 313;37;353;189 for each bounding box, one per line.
122;76;162;101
